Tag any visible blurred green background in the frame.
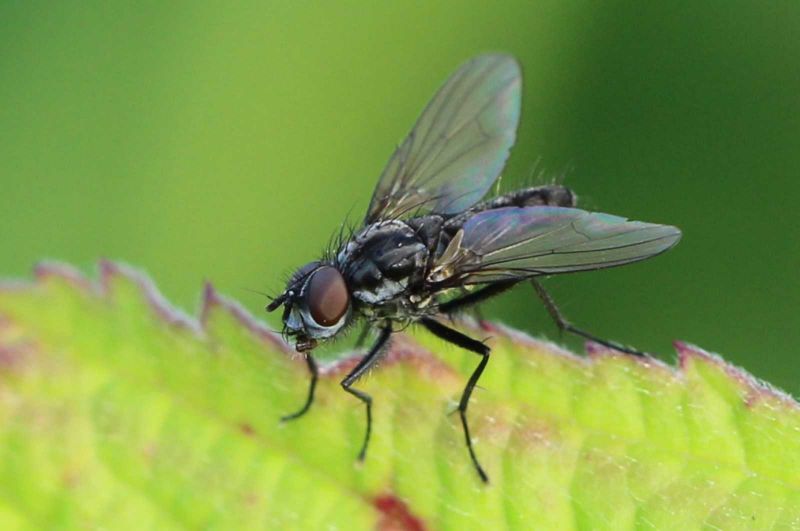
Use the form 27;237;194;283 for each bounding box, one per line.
1;2;798;394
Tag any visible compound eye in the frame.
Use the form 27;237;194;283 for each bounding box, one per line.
306;266;349;327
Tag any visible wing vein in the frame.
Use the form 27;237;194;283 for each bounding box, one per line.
406;57;502;180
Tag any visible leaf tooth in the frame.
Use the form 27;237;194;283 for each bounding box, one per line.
34;261;96;293
201;281;289;353
675;342;798;410
99;260;202;335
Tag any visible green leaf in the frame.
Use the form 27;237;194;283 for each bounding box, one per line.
0;261;798;530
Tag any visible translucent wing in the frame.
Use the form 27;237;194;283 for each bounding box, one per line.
365;54;521;223
429;206;682;285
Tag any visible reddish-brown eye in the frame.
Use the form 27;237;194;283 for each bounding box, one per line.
306;266;349;326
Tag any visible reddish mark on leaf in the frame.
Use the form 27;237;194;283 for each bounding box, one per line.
0;346;20;368
239;422;256;437
241;491;260;507
61;467;81;489
373;495;425;531
0;342;34;371
141;443;158;463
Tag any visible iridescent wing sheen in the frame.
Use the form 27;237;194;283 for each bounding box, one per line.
364;54;521;223
429;206;682;285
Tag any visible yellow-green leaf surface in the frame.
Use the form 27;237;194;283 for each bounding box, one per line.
0;262;798;530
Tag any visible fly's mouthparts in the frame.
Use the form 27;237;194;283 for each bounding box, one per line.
295;338;317;352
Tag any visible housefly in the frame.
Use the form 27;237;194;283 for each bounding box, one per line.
267;54;681;483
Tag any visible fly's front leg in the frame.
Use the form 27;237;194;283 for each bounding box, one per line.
341;325;392;461
353;323;370;350
281;354;318;422
421;317;492;483
530;278;646;357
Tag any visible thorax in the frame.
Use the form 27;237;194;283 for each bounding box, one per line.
336;219;436;312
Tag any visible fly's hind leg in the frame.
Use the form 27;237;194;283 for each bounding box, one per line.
530;278;647;357
438;281;518;316
421;317;492;483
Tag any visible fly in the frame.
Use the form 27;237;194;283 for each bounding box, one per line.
267;54;681;483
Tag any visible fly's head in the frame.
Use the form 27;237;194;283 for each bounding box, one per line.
266;262;352;352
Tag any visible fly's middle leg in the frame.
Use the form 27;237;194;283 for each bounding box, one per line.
421;317;492;483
